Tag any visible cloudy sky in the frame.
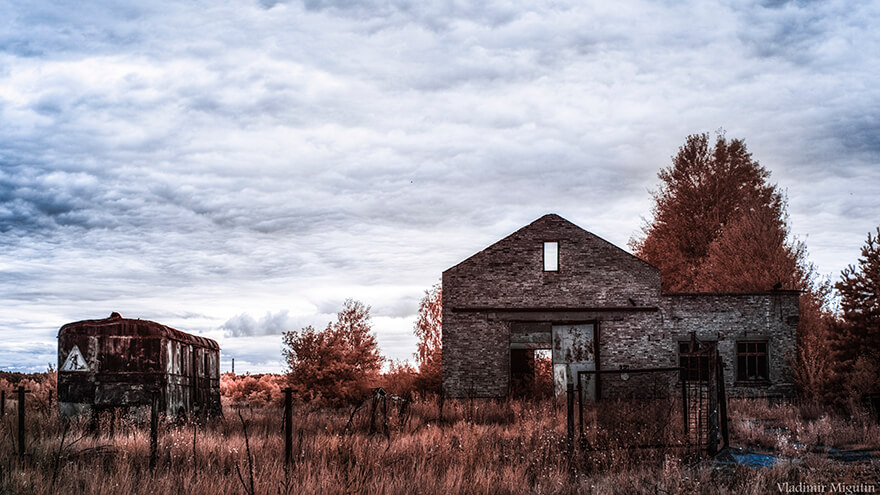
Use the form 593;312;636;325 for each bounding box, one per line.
1;0;878;373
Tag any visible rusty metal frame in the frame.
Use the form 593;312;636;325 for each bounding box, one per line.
572;366;685;451
568;331;731;457
679;332;729;455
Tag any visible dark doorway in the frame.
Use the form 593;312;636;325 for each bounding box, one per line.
510;348;553;398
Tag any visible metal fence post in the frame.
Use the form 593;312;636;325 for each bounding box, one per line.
438;390;444;424
18;386;30;456
717;353;729;451
1;389;5;416
681;372;688;438
283;388;292;466
150;391;159;470
577;374;583;438
707;352;719;456
566;382;574;449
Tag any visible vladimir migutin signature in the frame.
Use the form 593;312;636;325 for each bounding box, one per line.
777;482;877;493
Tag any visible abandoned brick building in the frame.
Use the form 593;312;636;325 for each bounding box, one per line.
442;214;799;400
57;312;221;418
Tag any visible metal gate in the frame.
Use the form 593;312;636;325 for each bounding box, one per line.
680;332;729;455
567;332;729;456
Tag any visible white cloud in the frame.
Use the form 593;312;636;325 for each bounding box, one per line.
1;0;878;371
221;310;296;337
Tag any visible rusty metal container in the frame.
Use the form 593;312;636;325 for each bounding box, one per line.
57;312;220;419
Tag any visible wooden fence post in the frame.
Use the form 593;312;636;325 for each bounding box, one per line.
18;386;30;456
1;389;5;416
109;408;116;439
192;421;198;470
150;391;159;470
369;390;379;434
438;390;444;424
381;392;388;438
283;388;292;466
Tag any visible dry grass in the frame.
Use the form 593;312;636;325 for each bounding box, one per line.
728;398;880;453
0;395;878;494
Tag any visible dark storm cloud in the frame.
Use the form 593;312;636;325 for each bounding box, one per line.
738;1;831;63
1;0;878;371
831;113;880;156
0;165;106;232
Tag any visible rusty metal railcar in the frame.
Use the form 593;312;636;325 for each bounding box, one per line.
57;312;220;419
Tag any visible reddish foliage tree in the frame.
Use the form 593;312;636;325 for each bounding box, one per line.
0;370;56;405
380;361;420;396
413;283;442;394
282;299;383;405
220;373;285;406
696;206;805;292
633;132;837;400
531;352;553;398
791;280;836;402
632;133;783;292
833;227;880;395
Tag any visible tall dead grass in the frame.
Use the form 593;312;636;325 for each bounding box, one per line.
0;394;877;494
728;397;880;452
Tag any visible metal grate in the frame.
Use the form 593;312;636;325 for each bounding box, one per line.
566;331;730;456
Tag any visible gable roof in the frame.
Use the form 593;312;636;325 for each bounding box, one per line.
445;213;658;274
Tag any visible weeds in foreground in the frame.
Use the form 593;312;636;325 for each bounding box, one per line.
0;396;877;494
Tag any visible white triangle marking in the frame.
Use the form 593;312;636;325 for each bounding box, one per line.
62;345;88;371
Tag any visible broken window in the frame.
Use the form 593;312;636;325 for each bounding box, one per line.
543;242;558;271
678;340;715;381
736;341;768;382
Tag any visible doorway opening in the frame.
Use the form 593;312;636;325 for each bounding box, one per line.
510;348;554;398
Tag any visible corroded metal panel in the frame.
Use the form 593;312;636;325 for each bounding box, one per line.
552;324;596;400
57;312;221;418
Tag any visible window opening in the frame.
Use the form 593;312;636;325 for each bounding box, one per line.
679;340;716;381
543;242;558;271
736;341;768;381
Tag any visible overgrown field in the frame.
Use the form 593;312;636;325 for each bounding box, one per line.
1;392;878;494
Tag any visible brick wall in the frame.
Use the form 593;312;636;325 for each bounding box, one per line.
443;214;661;309
442;214;662;397
442;310;509;397
594;292;799;398
660;292;799;397
441;214;800;399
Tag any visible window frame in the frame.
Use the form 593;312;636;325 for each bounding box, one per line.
677;340;716;382
736;340;770;383
543;241;559;272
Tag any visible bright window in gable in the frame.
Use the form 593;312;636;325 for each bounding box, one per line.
543;242;558;271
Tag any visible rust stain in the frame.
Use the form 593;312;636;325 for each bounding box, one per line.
57;312;221;419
